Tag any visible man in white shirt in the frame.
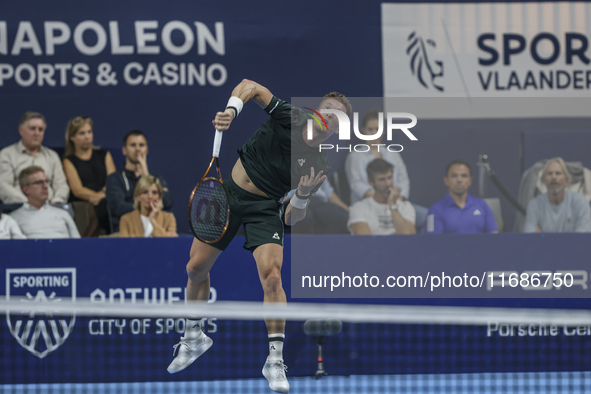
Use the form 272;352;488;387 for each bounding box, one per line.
9;166;80;239
348;158;416;235
0;112;70;205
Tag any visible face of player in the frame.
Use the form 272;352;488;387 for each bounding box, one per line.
444;164;472;196
23;171;49;206
370;170;394;197
362;118;382;143
70;123;94;151
316;98;348;136
137;184;160;212
19;118;46;152
542;161;568;196
123;135;148;165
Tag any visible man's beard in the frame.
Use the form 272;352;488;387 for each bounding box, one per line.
375;187;390;199
547;184;566;196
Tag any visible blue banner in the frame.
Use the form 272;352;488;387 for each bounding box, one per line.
1;236;591;384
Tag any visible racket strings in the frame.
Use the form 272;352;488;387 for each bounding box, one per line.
190;179;229;242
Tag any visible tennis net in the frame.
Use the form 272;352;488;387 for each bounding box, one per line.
1;299;590;393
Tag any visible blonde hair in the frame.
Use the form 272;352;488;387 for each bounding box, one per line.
133;175;163;210
64;116;94;157
542;157;571;185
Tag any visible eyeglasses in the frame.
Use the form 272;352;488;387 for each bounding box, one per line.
28;180;49;186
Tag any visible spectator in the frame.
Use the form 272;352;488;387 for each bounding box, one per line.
348;158;416;235
63;116;116;236
0;112;69;205
345;109;410;204
426;159;498;234
119;175;177;237
9;166;80;239
0;211;26;239
106;130;173;232
344;109;427;231
524;157;591;233
291;179;349;234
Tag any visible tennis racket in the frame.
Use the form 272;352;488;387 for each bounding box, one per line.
188;130;230;243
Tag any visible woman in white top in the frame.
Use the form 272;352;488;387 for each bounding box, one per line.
0;211;26;239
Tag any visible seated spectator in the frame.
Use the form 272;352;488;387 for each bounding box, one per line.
344;109;427;231
348;158;416;235
10;166;80;239
291;179;349;234
0;112;69;205
106;130;173;232
119;175;178;237
514;159;591;232
62;116;116;236
426;159;498;234
0;210;26;239
345;109;410;204
524;157;591;233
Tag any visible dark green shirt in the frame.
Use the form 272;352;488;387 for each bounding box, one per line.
238;96;330;201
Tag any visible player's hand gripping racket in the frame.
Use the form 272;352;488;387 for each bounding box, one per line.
188;130;230;243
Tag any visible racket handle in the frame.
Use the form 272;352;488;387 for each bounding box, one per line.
212;129;223;158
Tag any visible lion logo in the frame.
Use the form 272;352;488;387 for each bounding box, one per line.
406;31;444;92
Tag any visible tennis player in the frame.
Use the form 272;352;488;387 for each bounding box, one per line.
167;79;351;393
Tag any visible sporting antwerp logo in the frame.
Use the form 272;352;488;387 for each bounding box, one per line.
6;268;76;358
406;31;444;92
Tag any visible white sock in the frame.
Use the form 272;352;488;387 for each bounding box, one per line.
185;318;204;340
268;334;285;361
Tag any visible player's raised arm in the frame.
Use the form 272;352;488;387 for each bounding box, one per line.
213;79;274;131
284;167;326;226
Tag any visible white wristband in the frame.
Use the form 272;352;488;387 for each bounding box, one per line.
226;96;244;119
290;194;309;210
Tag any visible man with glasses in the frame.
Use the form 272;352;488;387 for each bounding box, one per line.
0;112;70;206
9;166;80;239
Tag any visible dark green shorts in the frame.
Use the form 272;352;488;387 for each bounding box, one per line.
209;175;284;252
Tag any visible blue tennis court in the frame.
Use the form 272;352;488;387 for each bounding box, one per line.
3;372;591;393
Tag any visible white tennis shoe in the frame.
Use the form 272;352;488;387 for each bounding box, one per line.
166;333;213;374
262;358;290;393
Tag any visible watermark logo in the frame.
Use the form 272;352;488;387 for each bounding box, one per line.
6;268;76;358
305;109;417;152
406;31;444;92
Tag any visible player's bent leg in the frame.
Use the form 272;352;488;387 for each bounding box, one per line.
254;243;290;393
167;238;220;374
186;238;222;301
